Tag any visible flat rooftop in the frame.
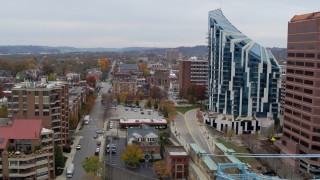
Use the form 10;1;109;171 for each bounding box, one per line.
120;118;167;124
166;146;187;156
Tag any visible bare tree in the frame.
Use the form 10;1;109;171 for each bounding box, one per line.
261;125;275;139
240;133;259;151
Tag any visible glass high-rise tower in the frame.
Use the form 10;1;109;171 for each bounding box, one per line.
208;9;281;119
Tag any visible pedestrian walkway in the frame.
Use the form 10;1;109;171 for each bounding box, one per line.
56;119;84;180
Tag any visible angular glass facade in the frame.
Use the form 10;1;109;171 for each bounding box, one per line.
208;9;281;119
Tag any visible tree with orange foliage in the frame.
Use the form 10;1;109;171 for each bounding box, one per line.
98;58;109;70
86;75;96;88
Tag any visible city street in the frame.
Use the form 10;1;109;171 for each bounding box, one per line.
173;112;196;145
185;109;213;153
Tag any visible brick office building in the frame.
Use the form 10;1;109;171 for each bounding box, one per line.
165;146;189;179
276;11;320;177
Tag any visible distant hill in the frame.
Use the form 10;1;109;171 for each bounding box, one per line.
268;47;287;64
0;45;285;62
0;45;208;56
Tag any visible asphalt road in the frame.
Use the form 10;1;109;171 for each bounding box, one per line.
185;109;211;153
70;80;112;180
174;112;196;145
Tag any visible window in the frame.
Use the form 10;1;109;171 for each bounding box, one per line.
288;53;295;57
287;61;295;65
304;88;313;94
302;115;311;121
287;77;294;82
295;78;303;83
304;80;313;85
43;91;49;96
305;62;314;67
12;90;18;95
303;106;312;112
287;69;294;73
35;91;38;96
300;140;309;148
305;71;314;76
23;90;27;95
303;97;312;104
43;112;49;116
295;70;303;75
296;53;304;57
312;145;320;151
296;61;304;66
301;131;309;139
306;53;315;58
294;95;302;100
312;136;320;142
35;112;39;116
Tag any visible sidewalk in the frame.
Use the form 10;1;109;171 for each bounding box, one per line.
56;119;84;180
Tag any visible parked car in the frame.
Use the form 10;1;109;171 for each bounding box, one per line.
263;170;276;176
95;147;100;155
141;112;144;115
96;141;101;146
76;144;82;150
93;134;98;139
96;130;104;134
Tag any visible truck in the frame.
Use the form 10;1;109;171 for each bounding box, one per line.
66;163;74;178
84;115;90;125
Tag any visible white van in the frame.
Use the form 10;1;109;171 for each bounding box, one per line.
66;163;74;178
84;115;90;125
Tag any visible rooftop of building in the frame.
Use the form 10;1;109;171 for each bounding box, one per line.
127;125;158;140
0;119;42;149
69;86;85;95
120;64;139;71
166;146;188;156
291;11;320;22
12;79;67;90
180;56;207;62
120;118;167;124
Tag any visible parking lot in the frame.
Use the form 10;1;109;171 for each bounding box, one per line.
104;103;160;178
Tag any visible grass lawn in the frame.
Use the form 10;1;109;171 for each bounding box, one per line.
176;104;198;114
216;137;259;165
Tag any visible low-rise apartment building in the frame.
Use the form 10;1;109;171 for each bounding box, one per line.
0;119;55;180
113;79;137;95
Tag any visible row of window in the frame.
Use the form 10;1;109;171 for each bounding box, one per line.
285;100;312;113
287;69;314;76
288;52;319;59
287;77;313;86
284;116;310;130
284;123;310;139
284;130;320;151
286;84;313;94
12;90;50;96
284;108;311;122
286;92;312;104
287;60;318;68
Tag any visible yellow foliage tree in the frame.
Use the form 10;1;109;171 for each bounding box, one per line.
152;160;170;179
119;92;128;103
98;58;109;70
120;144;143;167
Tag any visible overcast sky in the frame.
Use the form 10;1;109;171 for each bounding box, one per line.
0;0;319;48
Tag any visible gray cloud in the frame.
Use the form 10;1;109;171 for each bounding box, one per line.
0;0;319;48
